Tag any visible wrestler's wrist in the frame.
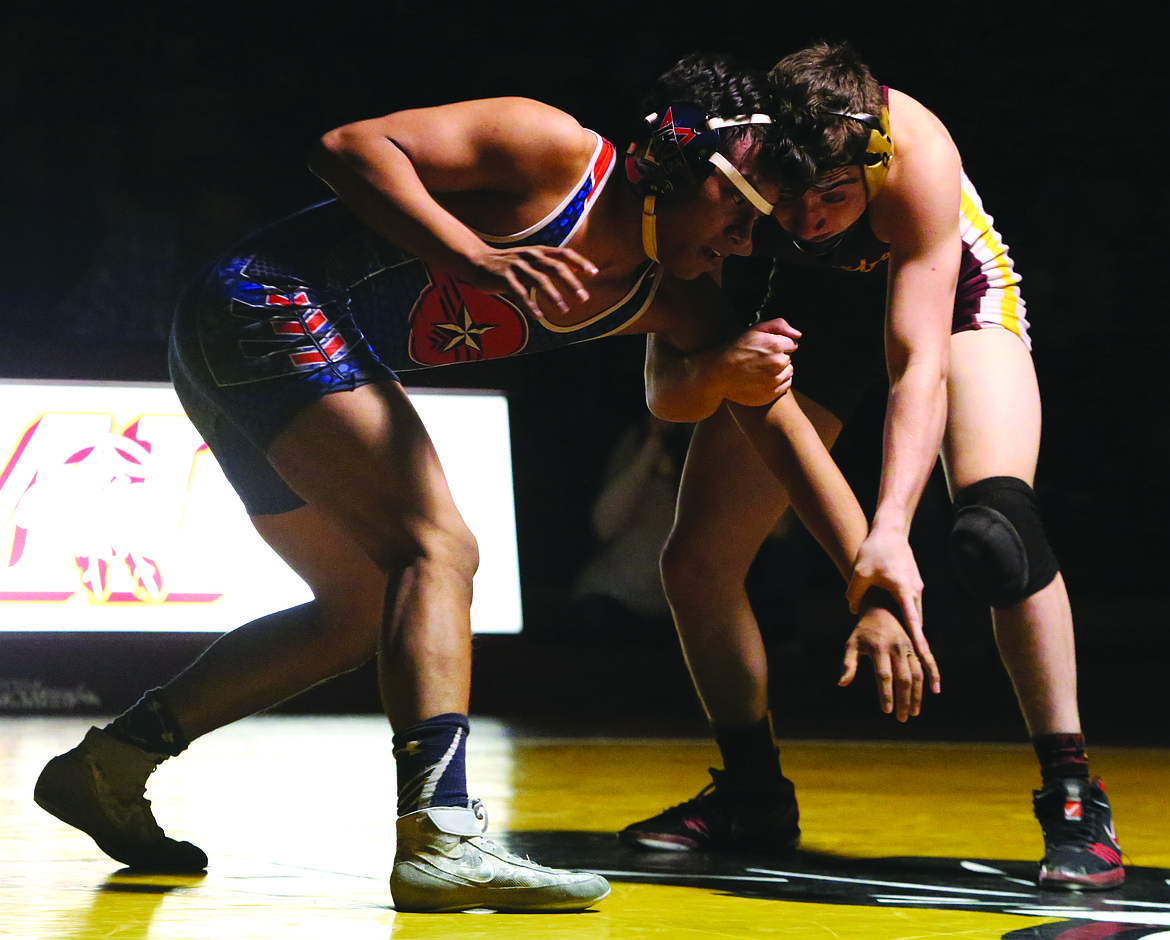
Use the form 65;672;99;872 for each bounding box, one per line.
858;587;905;626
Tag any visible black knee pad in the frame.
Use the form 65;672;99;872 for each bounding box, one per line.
949;476;1060;609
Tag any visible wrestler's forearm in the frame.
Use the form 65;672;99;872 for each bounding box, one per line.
872;362;947;536
728;396;866;580
644;335;726;423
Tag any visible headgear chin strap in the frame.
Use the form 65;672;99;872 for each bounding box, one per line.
641;195;659;261
628;106;774;261
825;107;894;199
641;155;773;261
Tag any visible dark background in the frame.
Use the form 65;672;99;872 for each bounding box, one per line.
1;5;1165;743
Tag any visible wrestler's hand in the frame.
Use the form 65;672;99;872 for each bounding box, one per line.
845;527;939;693
839;605;939;721
464;244;599;320
714;318;802;407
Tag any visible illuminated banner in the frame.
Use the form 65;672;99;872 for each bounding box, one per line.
0;380;521;633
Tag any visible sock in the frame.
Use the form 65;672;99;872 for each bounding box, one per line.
105;689;189;757
1033;732;1090;783
713;714;784;786
392;713;470;816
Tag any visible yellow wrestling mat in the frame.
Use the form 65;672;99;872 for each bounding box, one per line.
2;715;1167;939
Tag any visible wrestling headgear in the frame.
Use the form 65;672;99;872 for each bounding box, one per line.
825;106;894;199
626;104;774;261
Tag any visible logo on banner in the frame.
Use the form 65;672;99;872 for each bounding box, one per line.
0;411;221;605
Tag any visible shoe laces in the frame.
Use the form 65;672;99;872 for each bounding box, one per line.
459;801;562;871
1036;780;1106;842
655;771;723;814
655;768;793;817
90;765;165;838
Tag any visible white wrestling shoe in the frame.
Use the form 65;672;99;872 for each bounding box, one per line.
390;801;610;913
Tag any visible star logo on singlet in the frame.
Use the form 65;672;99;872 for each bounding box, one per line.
434;305;497;352
408;266;528;365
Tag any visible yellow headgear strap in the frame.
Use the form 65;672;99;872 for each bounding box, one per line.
860;107;893;199
827;107;894;200
641;195;658;262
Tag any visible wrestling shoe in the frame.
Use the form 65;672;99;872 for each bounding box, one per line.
33;727;207;872
619;768;800;853
1033;777;1124;889
391;801;610;913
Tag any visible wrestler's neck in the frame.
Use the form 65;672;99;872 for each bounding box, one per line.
572;172;654;279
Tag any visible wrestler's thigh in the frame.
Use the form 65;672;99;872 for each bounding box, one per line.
672;394;840;571
265;380;468;568
943;328;1042;493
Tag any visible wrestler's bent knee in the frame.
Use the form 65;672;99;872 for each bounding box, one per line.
660;530;749;603
949;476;1060;609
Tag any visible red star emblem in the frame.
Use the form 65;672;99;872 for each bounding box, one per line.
408;267;528;366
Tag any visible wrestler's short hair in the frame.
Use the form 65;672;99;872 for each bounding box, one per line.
768;42;886;193
643;52;775;150
628;52;780;199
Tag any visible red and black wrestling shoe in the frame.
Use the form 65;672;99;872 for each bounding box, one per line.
1033;777;1125;889
619;768;800;854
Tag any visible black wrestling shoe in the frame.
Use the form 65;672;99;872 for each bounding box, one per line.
620;768;800;854
1033;777;1124;890
34;727;208;872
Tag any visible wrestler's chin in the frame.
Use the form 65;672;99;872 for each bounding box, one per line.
664;251;722;282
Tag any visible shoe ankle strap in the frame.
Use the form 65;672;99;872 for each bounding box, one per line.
403;801;488;837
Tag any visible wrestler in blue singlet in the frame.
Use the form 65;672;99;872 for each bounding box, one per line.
171;135;659;513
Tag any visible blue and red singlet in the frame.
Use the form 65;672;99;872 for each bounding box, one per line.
169;133;657;513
